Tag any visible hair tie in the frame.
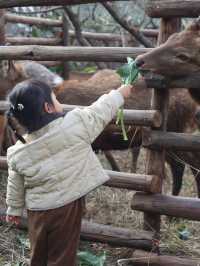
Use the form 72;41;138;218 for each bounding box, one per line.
17;103;24;111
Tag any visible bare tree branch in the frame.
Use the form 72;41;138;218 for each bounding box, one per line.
102;2;154;48
64;7;90;46
63;7;106;69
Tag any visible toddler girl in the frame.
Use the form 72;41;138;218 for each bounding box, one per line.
6;79;133;266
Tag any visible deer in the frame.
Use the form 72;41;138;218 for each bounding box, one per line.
135;17;200;197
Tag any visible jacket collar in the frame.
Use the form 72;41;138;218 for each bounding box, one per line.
25;117;63;142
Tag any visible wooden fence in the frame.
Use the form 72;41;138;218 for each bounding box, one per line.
4;7;158;78
0;1;200;265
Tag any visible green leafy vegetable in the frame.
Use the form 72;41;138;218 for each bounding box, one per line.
116;57;139;140
78;250;106;266
117;57;139;85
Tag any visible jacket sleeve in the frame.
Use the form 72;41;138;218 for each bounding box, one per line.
70;89;124;144
6;166;25;217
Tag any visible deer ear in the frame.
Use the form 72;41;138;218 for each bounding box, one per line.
187;17;200;32
8;60;21;81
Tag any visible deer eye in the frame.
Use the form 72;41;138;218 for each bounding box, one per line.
176;53;190;61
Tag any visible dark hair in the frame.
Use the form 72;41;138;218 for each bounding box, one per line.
6;79;62;143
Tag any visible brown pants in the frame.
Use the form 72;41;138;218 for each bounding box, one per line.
27;198;85;266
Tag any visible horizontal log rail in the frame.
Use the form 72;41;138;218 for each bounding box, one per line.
5;13;158;39
142;127;200;151
0;101;162;127
0;209;153;250
39;61;62;67
0;156;7;170
146;0;200;18
105;170;160;193
118;110;162;127
130;250;200;266
6;32;158;46
0;0;124;8
0;156;159;193
81;220;153;249
132;192;200;221
6;37;62;46
0;45;150;61
5;13;62;27
0;45;199;89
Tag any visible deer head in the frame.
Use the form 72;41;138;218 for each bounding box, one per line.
136;18;200;78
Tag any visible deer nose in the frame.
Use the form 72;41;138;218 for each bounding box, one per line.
135;59;145;68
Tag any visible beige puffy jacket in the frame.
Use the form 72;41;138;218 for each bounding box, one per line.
6;90;124;217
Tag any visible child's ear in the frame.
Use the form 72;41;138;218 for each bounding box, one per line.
44;102;54;113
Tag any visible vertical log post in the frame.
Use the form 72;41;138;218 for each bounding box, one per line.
62;13;70;80
143;18;181;241
0;9;6;154
0;9;5;45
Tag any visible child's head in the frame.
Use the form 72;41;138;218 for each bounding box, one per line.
7;79;63;134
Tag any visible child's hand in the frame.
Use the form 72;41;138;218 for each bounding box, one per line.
117;84;134;99
6;215;21;226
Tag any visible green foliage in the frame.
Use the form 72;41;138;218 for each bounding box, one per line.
116;57;139;140
117;57;139;85
82;66;98;73
16;233;30;250
31;27;39;38
177;224;190;240
116;108;128;141
78;251;106;266
49;64;64;75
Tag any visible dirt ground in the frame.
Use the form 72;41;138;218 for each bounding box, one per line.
1;148;200;265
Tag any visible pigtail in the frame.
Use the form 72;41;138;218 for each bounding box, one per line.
6;110;26;144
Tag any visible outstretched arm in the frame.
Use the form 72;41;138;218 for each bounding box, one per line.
70;84;133;144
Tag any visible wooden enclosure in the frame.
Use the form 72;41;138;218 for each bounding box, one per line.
0;1;200;265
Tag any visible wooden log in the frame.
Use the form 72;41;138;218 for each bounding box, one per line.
81;220;153;249
39;61;61;67
104;151;120;172
0;45;151;61
105;170;160;193
0;10;6;150
5;13;62;27
0;156;159;192
0;100;9;113
146;0;200;18
0;9;5;45
142;127;200;151
143;18;181;236
0;101;162;127
0;156;7;170
5;13;158;39
0;0;123;8
0;209;153;250
6;37;62;45
73;29;158;41
132;192;200;221
114;110;162;127
62;13;70;79
128;250;200;266
141;29;158;38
